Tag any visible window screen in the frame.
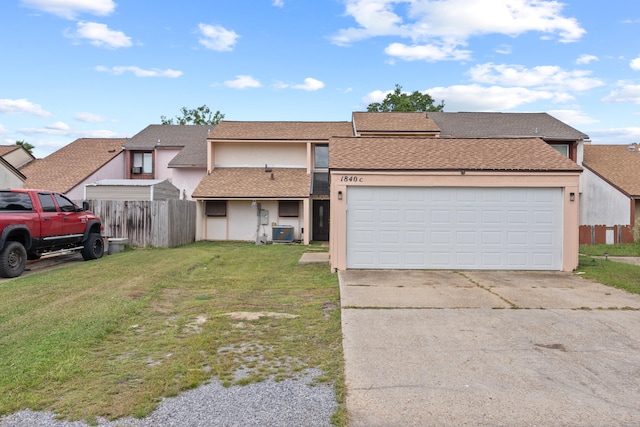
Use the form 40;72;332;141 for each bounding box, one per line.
279;200;299;217
206;201;227;217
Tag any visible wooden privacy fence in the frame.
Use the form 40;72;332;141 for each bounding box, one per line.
86;200;196;248
579;224;634;245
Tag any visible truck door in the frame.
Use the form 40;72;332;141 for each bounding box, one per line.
53;193;87;237
37;192;64;238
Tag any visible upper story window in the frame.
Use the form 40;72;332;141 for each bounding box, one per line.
314;144;328;169
550;144;569;157
132;152;153;175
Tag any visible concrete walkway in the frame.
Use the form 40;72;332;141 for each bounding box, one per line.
340;270;640;426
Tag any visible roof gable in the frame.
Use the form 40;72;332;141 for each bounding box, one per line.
583;144;640;197
21;138;125;194
427;112;588;140
209;121;354;140
330;136;582;172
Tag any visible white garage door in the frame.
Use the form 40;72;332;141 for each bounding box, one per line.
347;187;563;270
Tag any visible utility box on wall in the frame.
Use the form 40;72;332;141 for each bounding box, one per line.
272;225;294;243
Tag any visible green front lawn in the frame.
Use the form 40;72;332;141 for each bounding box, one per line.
0;242;345;425
579;243;640;257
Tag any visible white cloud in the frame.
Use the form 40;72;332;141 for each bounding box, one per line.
46;121;70;131
587;127;640;145
74;112;111;122
95;66;183;78
292;78;325;91
273;0;284;7
331;0;585;61
576;54;598;65
224;75;262;89
19;124;119;138
0;124;7;135
494;44;512;55
198;24;239;51
602;83;640;104
0;98;52;117
469;63;604;92
384;42;471;61
425;84;568;111
66;22;132;49
547;109;599;125
21;0;116;19
630;56;640;71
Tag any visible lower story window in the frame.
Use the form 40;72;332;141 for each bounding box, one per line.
206;200;227;217
279;200;299;217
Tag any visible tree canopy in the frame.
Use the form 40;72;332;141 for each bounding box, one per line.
367;84;444;113
161;105;225;125
15;140;34;155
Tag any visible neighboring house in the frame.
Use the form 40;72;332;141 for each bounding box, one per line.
85;179;180;201
0;145;33;188
123;125;211;200
20;138;125;200
579;144;640;244
192;112;585;272
427;112;589;163
0;145;35;169
192;121;354;244
0;157;26;188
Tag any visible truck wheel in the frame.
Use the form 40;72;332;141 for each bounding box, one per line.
0;241;27;278
81;233;104;261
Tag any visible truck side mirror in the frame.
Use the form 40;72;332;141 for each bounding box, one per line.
82;201;90;211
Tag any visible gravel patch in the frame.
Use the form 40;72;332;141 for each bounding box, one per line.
0;370;337;427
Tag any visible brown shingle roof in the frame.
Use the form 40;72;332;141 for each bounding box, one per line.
193;168;310;198
0;145;19;156
427;112;589;140
209;121;354;140
352;112;440;133
21;138;125;193
124;124;211;150
329;137;582;172
583;144;640;197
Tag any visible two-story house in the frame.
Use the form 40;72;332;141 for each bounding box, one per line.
192;112;586;272
192;121;353;244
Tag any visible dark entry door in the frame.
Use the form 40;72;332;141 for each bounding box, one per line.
313;200;330;241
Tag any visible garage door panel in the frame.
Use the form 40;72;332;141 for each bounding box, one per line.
347;187;563;270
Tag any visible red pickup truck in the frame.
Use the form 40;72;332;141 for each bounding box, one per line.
0;189;104;278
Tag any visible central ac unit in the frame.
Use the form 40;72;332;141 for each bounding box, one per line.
272;225;294;243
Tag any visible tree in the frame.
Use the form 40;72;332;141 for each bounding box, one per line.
367;84;444;113
15;140;34;155
161;104;225;125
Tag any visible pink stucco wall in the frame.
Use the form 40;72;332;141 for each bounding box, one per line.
329;171;581;272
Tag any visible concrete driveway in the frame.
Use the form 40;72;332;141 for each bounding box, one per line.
340;270;640;426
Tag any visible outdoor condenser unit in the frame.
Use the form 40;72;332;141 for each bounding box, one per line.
272;225;294;243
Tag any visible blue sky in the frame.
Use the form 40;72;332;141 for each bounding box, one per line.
2;0;640;158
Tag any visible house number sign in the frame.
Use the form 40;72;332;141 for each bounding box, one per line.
339;176;363;182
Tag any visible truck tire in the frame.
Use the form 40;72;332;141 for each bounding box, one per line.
81;233;104;261
0;241;27;278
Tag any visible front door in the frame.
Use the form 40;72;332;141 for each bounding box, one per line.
313;200;330;241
